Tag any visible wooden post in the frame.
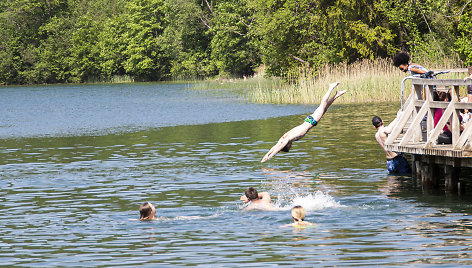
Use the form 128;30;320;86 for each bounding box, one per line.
421;159;432;189
413;155;423;184
468;66;472;103
452;85;461;146
458;181;466;195
419;156;441;190
444;165;461;193
411;154;418;175
431;163;441;188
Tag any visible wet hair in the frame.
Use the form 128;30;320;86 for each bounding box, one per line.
372;116;383;128
291;206;306;221
393;51;410;67
139;202;155;220
245;187;259;201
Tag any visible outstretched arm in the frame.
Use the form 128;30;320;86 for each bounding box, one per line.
409;66;427;75
261;82;345;163
260;124;310;163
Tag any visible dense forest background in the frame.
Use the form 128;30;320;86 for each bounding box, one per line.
1;0;471;85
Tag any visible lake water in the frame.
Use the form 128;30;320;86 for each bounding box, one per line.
1;83;472;266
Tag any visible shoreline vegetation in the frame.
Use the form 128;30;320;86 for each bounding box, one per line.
193;58;466;104
2;1;472;86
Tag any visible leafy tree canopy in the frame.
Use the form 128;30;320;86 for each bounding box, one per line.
0;0;471;84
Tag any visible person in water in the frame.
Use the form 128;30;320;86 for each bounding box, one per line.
393;51;430;76
139;202;157;220
261;82;346;163
240;187;275;211
372;115;411;174
286;206;314;228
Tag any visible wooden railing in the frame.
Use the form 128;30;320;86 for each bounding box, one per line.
385;78;472;156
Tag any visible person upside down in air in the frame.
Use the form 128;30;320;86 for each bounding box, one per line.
261;82;346;163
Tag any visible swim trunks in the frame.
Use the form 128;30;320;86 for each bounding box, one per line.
386;155;411;174
304;115;317;126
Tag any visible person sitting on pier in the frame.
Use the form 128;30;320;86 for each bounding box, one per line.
240;187;276;211
372;115;412;174
433;91;453;144
393;51;430;76
460;109;472;124
261;82;346;163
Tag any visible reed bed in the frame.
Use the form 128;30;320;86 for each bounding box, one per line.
249;58;465;104
191;57;465;104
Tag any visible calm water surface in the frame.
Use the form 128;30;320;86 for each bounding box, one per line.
1;83;472;266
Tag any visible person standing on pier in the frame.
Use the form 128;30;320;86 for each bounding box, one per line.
261;82;346;163
372;115;412;174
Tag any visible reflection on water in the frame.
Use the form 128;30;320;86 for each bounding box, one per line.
1;83;472;266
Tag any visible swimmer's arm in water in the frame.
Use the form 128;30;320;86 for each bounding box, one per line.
240;195;249;203
280;223;292;228
280;222;315;228
174;214;219;220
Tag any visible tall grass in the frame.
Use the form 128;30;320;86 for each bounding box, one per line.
248;57;465;104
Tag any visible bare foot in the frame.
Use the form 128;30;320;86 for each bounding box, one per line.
321;82;341;103
334;90;347;99
328;82;340;91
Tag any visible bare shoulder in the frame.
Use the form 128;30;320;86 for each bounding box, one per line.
293;221;315;228
260;191;271;199
243;201;276;211
376;127;388;139
374;130;383;141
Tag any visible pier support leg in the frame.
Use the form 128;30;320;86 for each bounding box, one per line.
412;155;423;185
430;163;440;188
444;165;461;193
421;157;440;189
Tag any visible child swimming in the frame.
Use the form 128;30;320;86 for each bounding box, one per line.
282;206;314;228
139;202;157;220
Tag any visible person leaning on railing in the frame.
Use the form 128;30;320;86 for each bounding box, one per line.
393;51;430;76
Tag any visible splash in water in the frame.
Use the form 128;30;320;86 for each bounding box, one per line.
284;191;343;211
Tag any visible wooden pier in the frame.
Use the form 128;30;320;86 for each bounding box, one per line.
384;75;472;193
